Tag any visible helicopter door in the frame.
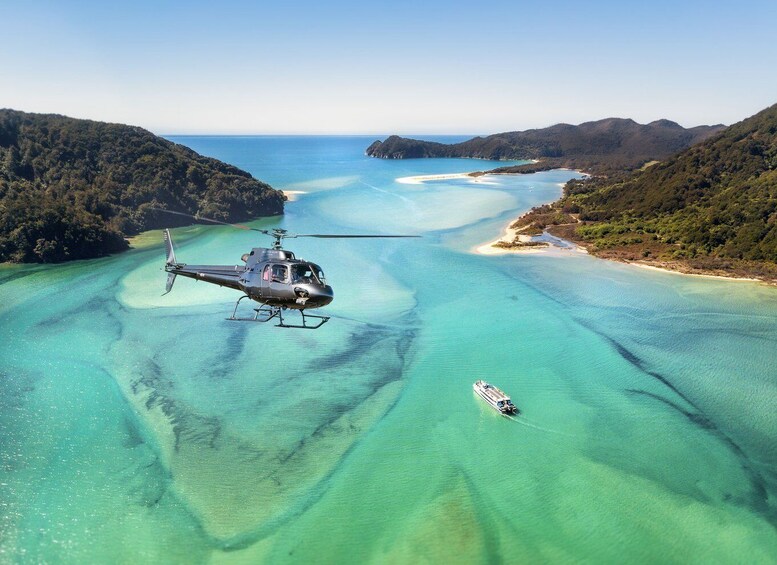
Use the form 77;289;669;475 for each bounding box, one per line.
258;264;271;298
268;264;289;299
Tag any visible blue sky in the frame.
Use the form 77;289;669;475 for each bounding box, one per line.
2;0;776;134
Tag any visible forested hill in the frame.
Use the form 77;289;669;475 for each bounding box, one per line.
523;103;777;279
366;119;724;174
0;109;284;263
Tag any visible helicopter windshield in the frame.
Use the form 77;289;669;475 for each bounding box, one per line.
292;263;325;285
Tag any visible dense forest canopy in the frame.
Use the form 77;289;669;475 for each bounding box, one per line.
0;109;284;263
366;119;724;174
521;103;777;278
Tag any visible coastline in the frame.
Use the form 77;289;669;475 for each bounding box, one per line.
391;167;774;284
472;171;588;257
478;212;767;283
618;259;764;283
473;216;588;256
467;171;773;285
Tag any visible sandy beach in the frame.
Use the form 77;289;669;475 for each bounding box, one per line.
474;221;551;255
474;211;588;256
282;190;307;201
395;172;475;185
626;260;762;283
478;215;765;283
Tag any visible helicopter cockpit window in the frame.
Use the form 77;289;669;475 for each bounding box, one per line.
271;265;288;283
292;264;320;284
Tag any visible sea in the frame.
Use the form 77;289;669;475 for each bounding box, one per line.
1;136;776;563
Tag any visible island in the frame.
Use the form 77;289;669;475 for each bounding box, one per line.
0;109;285;263
366;118;724;174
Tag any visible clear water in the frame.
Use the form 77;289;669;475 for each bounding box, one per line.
1;136;776;563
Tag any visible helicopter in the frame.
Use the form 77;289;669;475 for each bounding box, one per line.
157;209;418;329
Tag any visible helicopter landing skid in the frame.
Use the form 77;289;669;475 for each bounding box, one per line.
226;296;330;329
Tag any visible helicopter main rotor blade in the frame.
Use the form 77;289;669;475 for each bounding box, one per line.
146;208;419;240
147;207;269;233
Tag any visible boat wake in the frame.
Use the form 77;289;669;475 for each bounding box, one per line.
504;414;578;437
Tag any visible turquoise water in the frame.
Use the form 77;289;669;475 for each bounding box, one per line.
1;136;776;563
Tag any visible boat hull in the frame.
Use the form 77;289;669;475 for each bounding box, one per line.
473;380;517;415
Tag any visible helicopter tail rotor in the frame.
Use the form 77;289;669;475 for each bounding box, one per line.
164;272;177;295
162;228;178;296
164;228;177;265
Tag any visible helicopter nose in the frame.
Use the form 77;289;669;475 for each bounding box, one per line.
309;284;334;307
313;285;335;306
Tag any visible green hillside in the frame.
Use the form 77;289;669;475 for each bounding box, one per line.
0;110;284;262
367;119;724;174
526;104;777;279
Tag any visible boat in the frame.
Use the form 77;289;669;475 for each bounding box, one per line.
473;380;518;415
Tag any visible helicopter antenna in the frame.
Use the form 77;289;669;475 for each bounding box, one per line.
148;208;419;249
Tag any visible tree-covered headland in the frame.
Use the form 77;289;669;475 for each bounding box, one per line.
366;118;724;174
519;104;777;280
0;110;284;263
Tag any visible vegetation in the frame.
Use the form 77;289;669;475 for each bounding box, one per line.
367;119;724;174
0;109;284;263
519;103;777;280
493;240;548;249
510;204;577;236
